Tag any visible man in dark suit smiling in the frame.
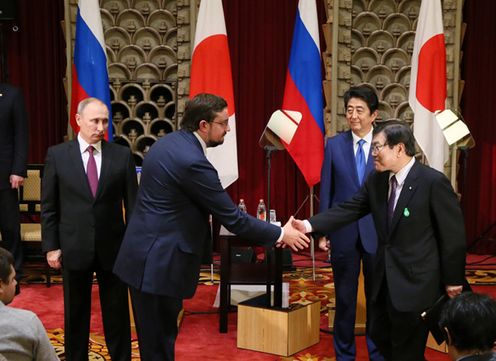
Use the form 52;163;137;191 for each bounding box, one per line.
294;121;466;361
318;85;382;361
41;97;137;361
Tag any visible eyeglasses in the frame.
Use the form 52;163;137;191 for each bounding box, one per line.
371;143;388;154
211;120;229;128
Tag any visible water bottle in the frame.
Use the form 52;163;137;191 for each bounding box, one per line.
238;198;247;213
257;199;267;221
269;209;277;223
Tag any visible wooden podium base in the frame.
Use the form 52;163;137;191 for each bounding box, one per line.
237;296;320;356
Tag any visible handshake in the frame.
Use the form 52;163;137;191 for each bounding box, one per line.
278;216;312;252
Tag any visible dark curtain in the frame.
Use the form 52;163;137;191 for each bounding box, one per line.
2;0;67;163
460;0;496;253
223;0;327;222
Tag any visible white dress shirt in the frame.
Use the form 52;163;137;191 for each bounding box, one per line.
351;128;373;161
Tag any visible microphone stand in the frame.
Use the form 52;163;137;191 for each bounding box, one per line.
264;145;277;216
263;145;282;308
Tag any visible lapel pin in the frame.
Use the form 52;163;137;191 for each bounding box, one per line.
0;93;3;97
408;186;412;190
403;208;410;217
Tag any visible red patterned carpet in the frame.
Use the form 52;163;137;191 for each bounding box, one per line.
11;253;496;360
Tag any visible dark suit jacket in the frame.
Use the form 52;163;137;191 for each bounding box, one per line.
41;140;137;271
319;131;377;253
114;130;281;299
310;161;466;312
0;83;28;189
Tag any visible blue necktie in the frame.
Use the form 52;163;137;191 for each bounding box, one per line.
356;139;366;185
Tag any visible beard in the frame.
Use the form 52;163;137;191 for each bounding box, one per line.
206;135;225;148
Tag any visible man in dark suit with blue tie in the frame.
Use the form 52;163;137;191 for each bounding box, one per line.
114;93;311;361
41;98;138;361
318;85;382;361
294;121;466;361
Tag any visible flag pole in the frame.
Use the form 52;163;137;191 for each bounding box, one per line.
64;1;73;140
310;186;316;280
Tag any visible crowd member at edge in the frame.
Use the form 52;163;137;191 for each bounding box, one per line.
0;83;28;295
439;292;496;361
0;247;58;360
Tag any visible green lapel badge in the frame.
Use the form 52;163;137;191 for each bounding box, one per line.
403;208;410;217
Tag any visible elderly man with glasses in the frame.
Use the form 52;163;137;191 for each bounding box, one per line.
294;120;467;361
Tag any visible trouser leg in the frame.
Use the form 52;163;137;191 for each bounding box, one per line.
130;287;182;361
0;188;23;279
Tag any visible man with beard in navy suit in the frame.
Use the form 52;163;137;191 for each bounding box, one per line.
114;93;310;361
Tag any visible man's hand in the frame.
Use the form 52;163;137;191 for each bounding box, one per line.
281;216;310;252
10;174;24;189
317;236;329;251
46;249;62;269
446;285;463;298
291;218;308;234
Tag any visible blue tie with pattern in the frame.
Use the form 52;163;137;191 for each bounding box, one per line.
356;139;366;185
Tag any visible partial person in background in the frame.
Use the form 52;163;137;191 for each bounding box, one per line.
114;93;310;361
439;292;496;361
294;121;466;361
318;85;382;361
0;83;28;294
41;98;137;361
0;247;58;360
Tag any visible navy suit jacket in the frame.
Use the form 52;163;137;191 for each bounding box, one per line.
114;130;281;299
319;131;377;253
41;140;138;271
310;161;466;312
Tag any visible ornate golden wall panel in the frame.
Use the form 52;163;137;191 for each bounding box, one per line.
66;0;462;171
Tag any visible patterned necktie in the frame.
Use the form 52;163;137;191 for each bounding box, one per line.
356;139;366;185
387;175;398;228
86;146;98;197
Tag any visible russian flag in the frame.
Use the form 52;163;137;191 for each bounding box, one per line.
282;0;324;187
409;0;447;171
190;0;238;189
70;0;113;140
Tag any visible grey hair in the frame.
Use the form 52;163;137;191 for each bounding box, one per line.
77;97;107;115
